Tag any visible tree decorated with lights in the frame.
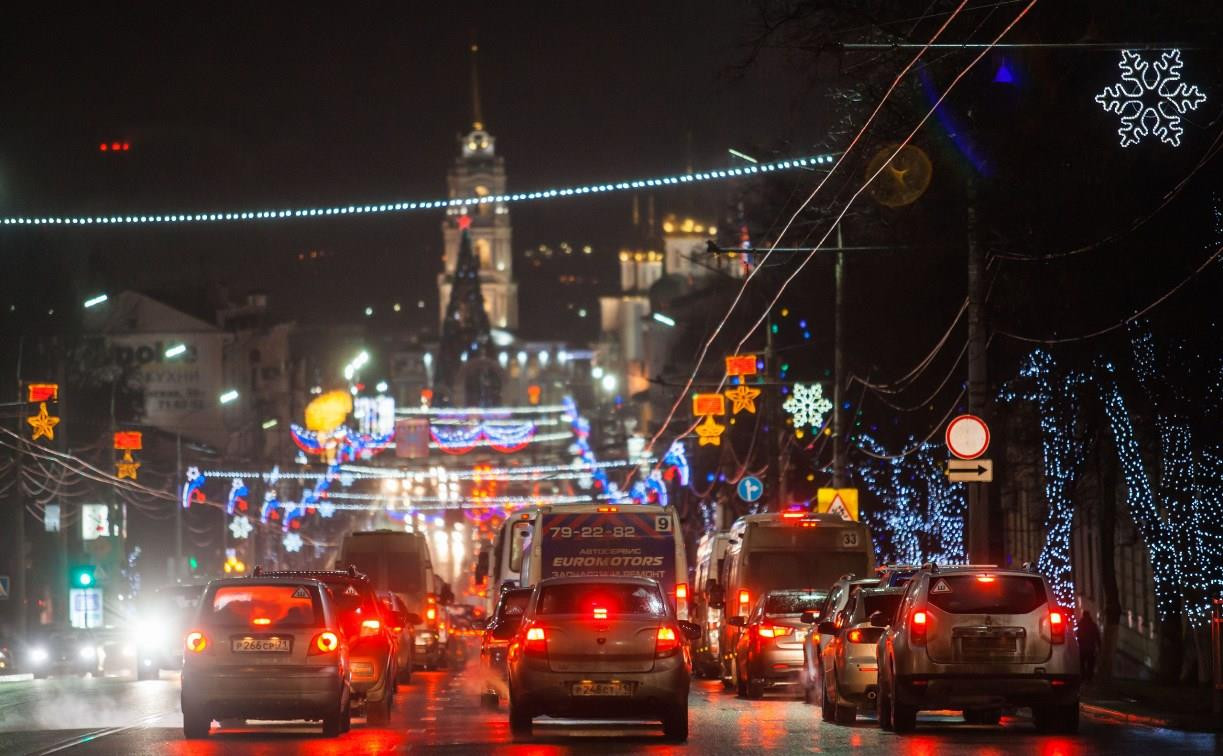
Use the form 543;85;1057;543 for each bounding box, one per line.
435;220;501;407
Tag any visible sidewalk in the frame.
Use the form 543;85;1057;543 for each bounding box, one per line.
1080;679;1221;732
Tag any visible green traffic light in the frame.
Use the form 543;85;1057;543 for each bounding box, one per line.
70;565;96;588
188;556;199;571
79;573;92;586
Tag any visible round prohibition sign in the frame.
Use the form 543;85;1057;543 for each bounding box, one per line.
945;414;990;460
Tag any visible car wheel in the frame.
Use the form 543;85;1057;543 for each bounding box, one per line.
480;692;499;709
508;694;533;738
182;709;211;739
831;676;856;724
892;700;917;733
965;707;1002;725
340;696;352;734
1033;703;1079;733
366;692;391;725
736;663;748;698
662;704;688;742
322;707;343;738
878;683;895;732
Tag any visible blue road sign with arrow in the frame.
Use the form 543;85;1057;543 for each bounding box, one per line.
737;476;763;503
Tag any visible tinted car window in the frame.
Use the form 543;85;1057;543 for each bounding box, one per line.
861;593;903;622
210;585;319;627
538;583;666;616
765;591;826;614
321;581;378;615
926;575;1048;614
498;591;532;619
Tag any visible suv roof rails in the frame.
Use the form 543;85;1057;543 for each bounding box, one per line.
921;562;939;573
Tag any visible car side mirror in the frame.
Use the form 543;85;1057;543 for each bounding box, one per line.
727;615;746;627
707;585;725;610
390;611;407;628
677;621;701;641
404;612;423;626
800;610;819;624
817;621;838;635
869;611;889;628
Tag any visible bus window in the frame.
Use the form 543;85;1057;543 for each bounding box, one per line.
747;550;868;590
508;521;530;573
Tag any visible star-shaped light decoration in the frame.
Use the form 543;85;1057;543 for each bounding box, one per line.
282;532;303;553
116;450;141;480
27;402;60;441
694;414;725;446
457;213;472;230
229;515;253;540
783;382;834;432
724;385;761;414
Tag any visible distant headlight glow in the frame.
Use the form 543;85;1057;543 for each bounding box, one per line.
79;645;96;659
29;647;49;664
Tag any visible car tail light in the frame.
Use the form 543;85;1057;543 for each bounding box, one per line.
523;625;547;657
311;631;340;655
758;625;793;639
252;617;271;626
675;583;688;600
848;629;864;643
738;590;750;610
976;575;996;583
593;607;608;620
911;610;928;645
360;619;382;637
655;626;680;658
597;506;619;512
426;607;437;622
1049;609;1066;644
782;511;805;519
185;631;208;653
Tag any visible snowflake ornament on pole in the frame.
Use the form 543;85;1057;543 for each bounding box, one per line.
229;515;253;540
1095;49;1206;147
283;532;303;553
783;382;833;433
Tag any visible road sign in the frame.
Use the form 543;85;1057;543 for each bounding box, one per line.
0;575;8;600
817;488;859;521
737;476;763;503
946;414;990;460
946;458;994;482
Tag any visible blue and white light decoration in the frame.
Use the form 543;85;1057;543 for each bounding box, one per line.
562;396;626;502
855;435;965;565
1095;49;1206;148
181;466;206;509
999;350;1088;609
0;153;838;227
227;478;249;515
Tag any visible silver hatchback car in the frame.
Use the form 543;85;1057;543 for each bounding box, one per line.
876;564;1080;733
506;576;700;742
817;585;905;723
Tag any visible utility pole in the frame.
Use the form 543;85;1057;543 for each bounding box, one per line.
13;338;27;635
175;433;183;579
832;224;848;488
966;176;990;564
764;308;780;511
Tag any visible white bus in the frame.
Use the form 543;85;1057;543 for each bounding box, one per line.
519;503;690;620
691;530;731;678
713;511;875;687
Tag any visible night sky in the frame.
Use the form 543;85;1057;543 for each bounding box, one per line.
0;2;811;339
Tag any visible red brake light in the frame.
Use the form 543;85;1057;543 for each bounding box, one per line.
911;610;928;644
597;506;619;512
311;631;339;655
426;607;437;622
976;575;996;583
252;617;271;626
758;625;793;639
593;607;608;620
782;511;805;519
185;631;208;653
1049;610;1066;643
847;629;864;643
675;583;688;600
738;590;750;608
524;625;547;657
360;618;382;637
655;626;680;657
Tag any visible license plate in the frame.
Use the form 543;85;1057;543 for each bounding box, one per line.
571;682;633;697
232;637;290;653
963;636;1014;653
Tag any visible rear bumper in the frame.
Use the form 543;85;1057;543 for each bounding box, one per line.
349;650;391;701
835;659;881;703
754;647;804;685
181;665;345;718
512;660;689;718
895;673;1081;708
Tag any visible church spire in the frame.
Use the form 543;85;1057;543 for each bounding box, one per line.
469;34;484;131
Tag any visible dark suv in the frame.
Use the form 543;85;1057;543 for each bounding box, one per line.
256;566;398;724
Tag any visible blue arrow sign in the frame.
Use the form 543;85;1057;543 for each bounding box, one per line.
737;476;763;503
0;575;9;600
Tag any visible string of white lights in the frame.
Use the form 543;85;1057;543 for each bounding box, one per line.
397;404;569;416
0;154;838;228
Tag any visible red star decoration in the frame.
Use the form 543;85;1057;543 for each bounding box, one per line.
457;214;472;230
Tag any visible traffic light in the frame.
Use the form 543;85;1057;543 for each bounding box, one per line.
70;565;96;588
188;555;199;572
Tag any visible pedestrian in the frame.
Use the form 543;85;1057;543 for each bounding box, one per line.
1077;610;1101;683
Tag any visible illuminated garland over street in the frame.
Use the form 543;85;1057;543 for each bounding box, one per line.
1;153;838;227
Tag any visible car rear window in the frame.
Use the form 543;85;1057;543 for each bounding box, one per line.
499;590;532;619
926;575;1048;614
210;584;319;627
319;580;377;615
537;583;666;616
861;593;903;622
765;591;826;614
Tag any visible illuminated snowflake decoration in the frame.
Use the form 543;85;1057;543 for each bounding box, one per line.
283;532;304;553
229;515;253;540
317;500;336;519
1095;49;1206;147
339;472;355;488
783;382;833;431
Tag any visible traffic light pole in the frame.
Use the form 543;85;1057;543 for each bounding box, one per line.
966;176;990;564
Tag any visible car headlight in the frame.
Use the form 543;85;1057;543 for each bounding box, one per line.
122;644;136;657
79;646;97;660
29;647;49;664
